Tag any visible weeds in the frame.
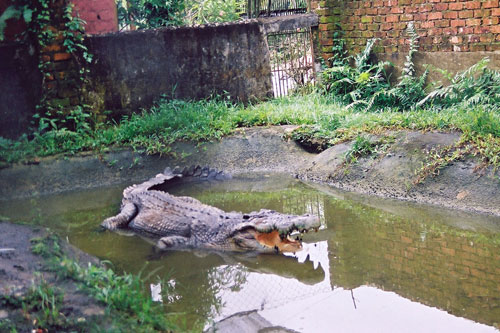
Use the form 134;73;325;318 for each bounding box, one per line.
18;232;180;331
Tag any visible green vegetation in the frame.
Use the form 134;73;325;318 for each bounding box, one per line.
1;232;181;332
1;93;499;171
116;0;185;30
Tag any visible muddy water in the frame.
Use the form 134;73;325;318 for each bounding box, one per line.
1;174;500;332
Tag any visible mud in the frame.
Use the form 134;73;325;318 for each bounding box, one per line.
0;222;107;331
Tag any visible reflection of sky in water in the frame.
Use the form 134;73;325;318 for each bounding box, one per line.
3;175;500;331
261;286;497;333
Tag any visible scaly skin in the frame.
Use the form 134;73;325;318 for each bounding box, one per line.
102;166;320;253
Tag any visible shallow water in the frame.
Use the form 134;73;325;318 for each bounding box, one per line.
1;174;500;332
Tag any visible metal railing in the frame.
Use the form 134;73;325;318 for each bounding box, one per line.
267;27;315;97
242;0;309;18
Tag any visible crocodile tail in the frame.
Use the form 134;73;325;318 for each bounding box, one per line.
170;165;231;181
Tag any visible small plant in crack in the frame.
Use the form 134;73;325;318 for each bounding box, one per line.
344;135;394;165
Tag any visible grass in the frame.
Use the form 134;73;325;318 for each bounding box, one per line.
0;92;499;173
1;232;182;332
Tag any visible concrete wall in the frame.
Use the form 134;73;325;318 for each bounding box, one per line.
83;21;273;115
0;43;42;139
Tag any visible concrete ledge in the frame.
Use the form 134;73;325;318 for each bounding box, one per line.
259;13;319;33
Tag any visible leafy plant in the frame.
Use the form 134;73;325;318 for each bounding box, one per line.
418;57;500;107
369;22;428;110
184;0;244;24
116;0;185;30
322;38;391;109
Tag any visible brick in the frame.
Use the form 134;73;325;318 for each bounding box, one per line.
480;35;495;42
451;19;466;27
53;52;71;61
492;8;500;15
444;11;458;19
419;4;433;12
458;26;474;33
466;18;482;26
450;36;462;43
428;27;443;35
474;9;491;17
453;45;467;51
391;7;404;14
443;27;459;34
483;17;500;25
449;2;463;10
475;26;491;33
436;19;451;27
361;16;373;23
386;15;399;22
381;23;393;30
414;13;427;20
401;14;414;21
405;6;418;13
468;34;481;42
434;3;448;10
373;0;384;6
366;8;378;14
378;7;390;14
387;30;400;37
459;10;474;18
492;25;500;33
421;21;435;28
428;12;443;20
483;0;499;8
466;1;481;9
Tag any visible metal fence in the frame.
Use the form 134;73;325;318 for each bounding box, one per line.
242;0;309;18
267;27;315;97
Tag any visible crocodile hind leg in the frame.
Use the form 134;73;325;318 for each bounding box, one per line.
157;236;190;250
101;203;137;230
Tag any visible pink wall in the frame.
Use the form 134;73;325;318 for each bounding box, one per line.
71;0;118;35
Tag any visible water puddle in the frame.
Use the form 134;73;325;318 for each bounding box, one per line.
1;174;499;332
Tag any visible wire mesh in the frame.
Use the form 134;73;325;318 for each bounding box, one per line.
267;27;316;97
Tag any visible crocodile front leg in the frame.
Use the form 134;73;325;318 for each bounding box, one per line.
101;202;137;230
157;235;190;250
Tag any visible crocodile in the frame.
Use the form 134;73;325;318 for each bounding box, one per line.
101;166;320;253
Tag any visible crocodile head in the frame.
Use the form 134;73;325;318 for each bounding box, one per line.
229;209;321;253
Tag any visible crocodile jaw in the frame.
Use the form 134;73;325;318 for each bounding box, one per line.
253;230;302;253
233;213;321;253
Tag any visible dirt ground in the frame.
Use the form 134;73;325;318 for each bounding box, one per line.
0;222;106;331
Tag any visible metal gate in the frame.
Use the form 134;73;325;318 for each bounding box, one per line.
267;27;315;97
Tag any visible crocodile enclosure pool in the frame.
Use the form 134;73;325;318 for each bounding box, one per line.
1;174;500;332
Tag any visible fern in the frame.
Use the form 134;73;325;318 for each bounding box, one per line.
418;57;500;107
369;22;428;110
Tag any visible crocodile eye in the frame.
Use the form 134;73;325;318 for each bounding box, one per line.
243;215;250;220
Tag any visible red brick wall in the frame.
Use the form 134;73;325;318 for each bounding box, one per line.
312;0;500;60
71;0;118;35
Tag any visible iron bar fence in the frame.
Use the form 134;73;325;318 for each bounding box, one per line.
242;0;309;18
267;27;315;97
